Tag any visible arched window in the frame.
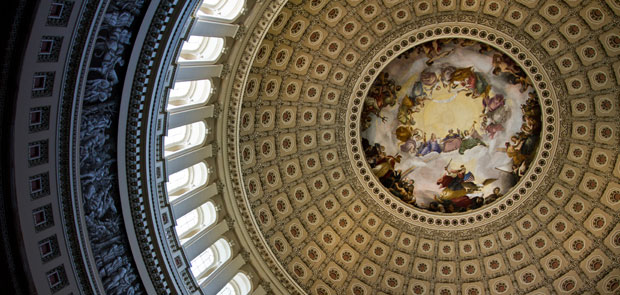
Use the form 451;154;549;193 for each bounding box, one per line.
167;79;213;110
178;36;225;62
197;0;245;21
167;162;209;202
175;201;217;243
192;238;232;284
216;272;252;295
164;121;207;156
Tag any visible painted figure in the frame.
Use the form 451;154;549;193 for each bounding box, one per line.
441;129;462;153
450;67;491;99
459;126;487;155
419;133;442;156
436;164;475;201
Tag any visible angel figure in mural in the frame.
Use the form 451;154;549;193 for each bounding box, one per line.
410;69;438;100
439;65;456;88
480;116;504;139
397;69;438;124
482;94;506;114
449;67;491;99
397;106;419;126
395;126;423;154
458;123;487;155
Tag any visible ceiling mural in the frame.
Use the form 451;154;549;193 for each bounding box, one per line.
361;38;541;213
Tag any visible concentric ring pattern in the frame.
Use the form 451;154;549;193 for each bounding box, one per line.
226;0;620;294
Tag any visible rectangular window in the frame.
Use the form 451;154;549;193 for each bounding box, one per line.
39;235;60;263
29;172;49;199
32;72;54;97
33;204;53;232
40;40;54;54
33;208;47;226
30;176;42;194
49;3;64;18
47;271;61;288
46;265;67;292
28;140;48;166
29;144;41;160
33;75;46;90
30;110;42;126
40;241;53;257
29;106;50;133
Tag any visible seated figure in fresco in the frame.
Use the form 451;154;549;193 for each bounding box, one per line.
419;133;442;156
419;69;440;92
449;67;491;99
458;125;487;155
503;134;536;177
441;129;462;153
522;92;541;118
518;121;539;155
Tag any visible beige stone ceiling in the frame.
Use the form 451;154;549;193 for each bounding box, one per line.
228;0;620;294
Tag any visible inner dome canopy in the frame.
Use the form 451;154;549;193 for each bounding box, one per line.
361;38;541;214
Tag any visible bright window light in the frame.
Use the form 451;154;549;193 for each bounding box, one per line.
197;0;245;21
178;37;224;62
191;238;232;280
175;210;199;238
191;248;215;277
164;121;206;156
168;79;213;110
167;162;209;201
175;201;217;244
215;272;252;295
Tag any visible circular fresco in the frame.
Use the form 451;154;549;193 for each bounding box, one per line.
361;38;542;214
